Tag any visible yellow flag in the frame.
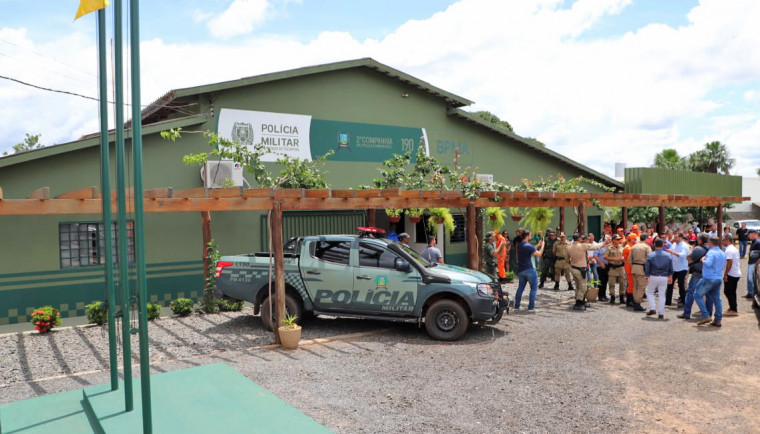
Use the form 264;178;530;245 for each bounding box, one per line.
74;0;109;20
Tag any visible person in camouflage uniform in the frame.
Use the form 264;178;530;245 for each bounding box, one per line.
539;230;557;288
483;232;497;279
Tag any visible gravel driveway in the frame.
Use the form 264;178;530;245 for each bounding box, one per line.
2;262;759;433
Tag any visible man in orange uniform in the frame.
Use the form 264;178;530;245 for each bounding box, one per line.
494;230;507;282
623;233;636;307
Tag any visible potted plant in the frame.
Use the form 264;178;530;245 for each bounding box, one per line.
586;280;600;302
385;208;403;223
509;207;523;221
279;314;301;350
407;208;424;223
485;207;507;231
521;207;555;235
504;271;515;283
427;208;456;233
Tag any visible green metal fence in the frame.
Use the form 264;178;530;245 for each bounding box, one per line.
624;167;742;197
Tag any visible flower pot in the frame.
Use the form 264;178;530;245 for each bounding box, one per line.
279;325;302;350
433;217;445;224
409;216;421;223
586;287;598;302
389;216;401;223
511;216;522;221
489;215;498;221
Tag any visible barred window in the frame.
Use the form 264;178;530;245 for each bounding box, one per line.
449;214;466;243
59;221;135;268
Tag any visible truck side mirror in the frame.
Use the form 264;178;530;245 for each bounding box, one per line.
394;258;412;272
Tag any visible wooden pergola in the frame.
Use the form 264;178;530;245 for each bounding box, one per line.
0;185;748;341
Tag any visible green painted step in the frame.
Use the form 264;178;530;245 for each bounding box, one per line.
1;363;331;433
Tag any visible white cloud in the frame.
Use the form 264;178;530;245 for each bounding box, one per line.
207;0;271;39
3;0;760;177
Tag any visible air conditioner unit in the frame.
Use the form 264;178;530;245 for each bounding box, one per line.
475;173;494;184
201;160;244;188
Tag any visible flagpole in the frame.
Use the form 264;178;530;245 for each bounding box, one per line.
113;0;134;412
128;0;153;431
96;8;119;392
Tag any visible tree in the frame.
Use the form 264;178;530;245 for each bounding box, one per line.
3;133;43;156
652;149;686;170
687;141;735;174
473;111;513;132
524;137;546;147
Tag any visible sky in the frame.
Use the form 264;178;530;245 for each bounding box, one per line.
1;0;759;179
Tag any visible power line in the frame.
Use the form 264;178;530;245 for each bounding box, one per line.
0;74;199;116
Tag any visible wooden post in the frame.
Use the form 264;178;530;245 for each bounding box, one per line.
559;207;565;234
578;204;585;235
467;202;478;271
716;203;723;241
621;207;628;232
272;200;285;344
658;205;665;234
201;211;212;273
367;208;376;227
475;207;483;271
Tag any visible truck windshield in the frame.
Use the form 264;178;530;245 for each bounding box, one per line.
396;242;435;267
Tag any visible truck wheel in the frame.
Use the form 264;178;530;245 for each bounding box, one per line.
424;300;468;341
260;294;302;331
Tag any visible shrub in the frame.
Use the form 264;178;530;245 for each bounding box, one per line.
217;298;244;312
86;301;108;325
147;303;162;321
170;298;194;317
30;306;62;333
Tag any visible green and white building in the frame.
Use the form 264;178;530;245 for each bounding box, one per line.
0;58;621;325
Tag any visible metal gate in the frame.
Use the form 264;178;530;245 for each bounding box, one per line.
259;210;366;250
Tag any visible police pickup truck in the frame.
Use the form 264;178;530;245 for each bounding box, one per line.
214;230;508;341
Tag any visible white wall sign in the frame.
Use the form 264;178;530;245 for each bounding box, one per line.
217;108;312;162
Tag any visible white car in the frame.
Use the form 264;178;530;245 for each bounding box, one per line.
733;219;760;232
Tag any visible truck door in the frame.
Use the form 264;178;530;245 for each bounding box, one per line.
354;240;420;315
300;239;354;312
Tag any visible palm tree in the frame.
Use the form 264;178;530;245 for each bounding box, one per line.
652;149;686;170
687;141;735;174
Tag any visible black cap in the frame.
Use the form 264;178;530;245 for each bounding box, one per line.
749;229;757;234
485;232;493;239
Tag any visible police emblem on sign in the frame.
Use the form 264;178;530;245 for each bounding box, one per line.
231;122;254;146
336;131;351;151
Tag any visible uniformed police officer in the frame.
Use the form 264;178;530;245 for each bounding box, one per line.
604;234;627;305
539;230;557;289
568;234;606;310
629;233;652;311
483;232;497;279
552;233;574;291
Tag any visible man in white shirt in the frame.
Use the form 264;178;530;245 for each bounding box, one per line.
722;234;741;316
665;233;690;307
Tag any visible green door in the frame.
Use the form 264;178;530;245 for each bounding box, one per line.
587;215;601;239
354;240;420;315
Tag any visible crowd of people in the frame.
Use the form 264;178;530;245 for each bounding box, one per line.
482;221;760;325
